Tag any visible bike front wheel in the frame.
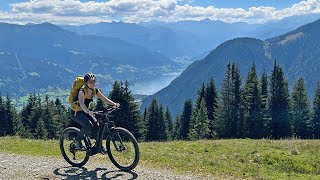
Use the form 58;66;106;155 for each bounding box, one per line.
106;127;140;171
60;127;90;167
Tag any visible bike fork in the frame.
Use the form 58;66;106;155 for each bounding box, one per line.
112;132;125;151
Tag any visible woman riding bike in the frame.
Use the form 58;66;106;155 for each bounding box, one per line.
70;73;120;150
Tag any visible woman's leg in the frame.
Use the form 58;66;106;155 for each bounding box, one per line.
70;111;93;141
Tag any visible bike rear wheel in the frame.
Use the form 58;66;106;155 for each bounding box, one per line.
60;127;90;167
106;127;140;171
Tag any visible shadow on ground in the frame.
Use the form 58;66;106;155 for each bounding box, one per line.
53;166;138;180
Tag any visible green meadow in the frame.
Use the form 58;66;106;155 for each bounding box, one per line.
0;137;319;179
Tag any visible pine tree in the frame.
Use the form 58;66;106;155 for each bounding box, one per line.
137;108;148;141
108;81;143;140
54;98;64;115
64;108;75;130
173;114;182;140
217;63;232;138
197;98;210;139
205;78;219;138
13;112;27;137
291;78;312;139
196;83;205;110
216;63;244;138
28;94;43;137
158;104;168;140
19;93;37;137
312;82;320;139
269;62;291;139
0;94;27;137
17;113;32;138
146;99;166;141
143;108;147;124
125;81;145;140
0;95;7;136
146;99;158;141
43;95;62;139
43;95;53;138
188;109;196;138
36;117;48;139
4;95;15;135
180;99;193;139
54;98;70;130
188;98;210;140
242;63;263;138
164;107;174;140
231;63;243;138
108;81;124;125
260;71;270;137
21;93;36;131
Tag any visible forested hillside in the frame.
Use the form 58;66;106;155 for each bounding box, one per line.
2;62;320;140
142;19;320;117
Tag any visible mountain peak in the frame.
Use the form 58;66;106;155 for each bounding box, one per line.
29;22;64;31
201;18;212;22
38;22;57;27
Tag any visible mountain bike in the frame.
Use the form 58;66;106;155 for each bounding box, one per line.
59;107;140;171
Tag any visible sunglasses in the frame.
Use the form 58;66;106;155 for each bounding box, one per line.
88;80;96;84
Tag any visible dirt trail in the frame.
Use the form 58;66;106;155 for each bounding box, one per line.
0;153;213;179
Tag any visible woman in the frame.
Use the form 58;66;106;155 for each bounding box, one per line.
70;73;120;149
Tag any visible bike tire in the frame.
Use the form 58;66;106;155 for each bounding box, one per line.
59;127;90;167
106;127;140;171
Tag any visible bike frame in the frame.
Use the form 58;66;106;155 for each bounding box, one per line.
84;109;118;155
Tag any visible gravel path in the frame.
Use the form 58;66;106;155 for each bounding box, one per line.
0;153;214;180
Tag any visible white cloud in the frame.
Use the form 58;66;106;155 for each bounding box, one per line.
0;0;319;25
0;11;104;25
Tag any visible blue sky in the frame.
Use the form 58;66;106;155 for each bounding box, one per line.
0;0;24;11
0;0;319;25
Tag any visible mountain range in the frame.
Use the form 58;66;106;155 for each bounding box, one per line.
62;22;207;58
0;22;177;96
62;13;320;60
141;18;320;116
1;13;320;108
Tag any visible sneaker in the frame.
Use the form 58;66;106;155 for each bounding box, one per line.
73;139;84;150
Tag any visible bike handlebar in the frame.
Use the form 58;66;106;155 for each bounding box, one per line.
94;106;120;115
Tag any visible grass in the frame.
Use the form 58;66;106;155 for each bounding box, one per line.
0;137;320;179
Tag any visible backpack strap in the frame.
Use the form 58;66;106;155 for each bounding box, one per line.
82;86;97;99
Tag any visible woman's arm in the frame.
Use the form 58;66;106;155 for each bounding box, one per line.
97;91;119;107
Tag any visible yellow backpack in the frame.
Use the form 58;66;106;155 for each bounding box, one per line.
69;76;85;112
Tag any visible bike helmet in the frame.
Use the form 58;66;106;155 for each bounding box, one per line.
84;73;96;82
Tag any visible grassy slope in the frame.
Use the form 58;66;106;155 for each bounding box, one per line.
0;137;320;179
